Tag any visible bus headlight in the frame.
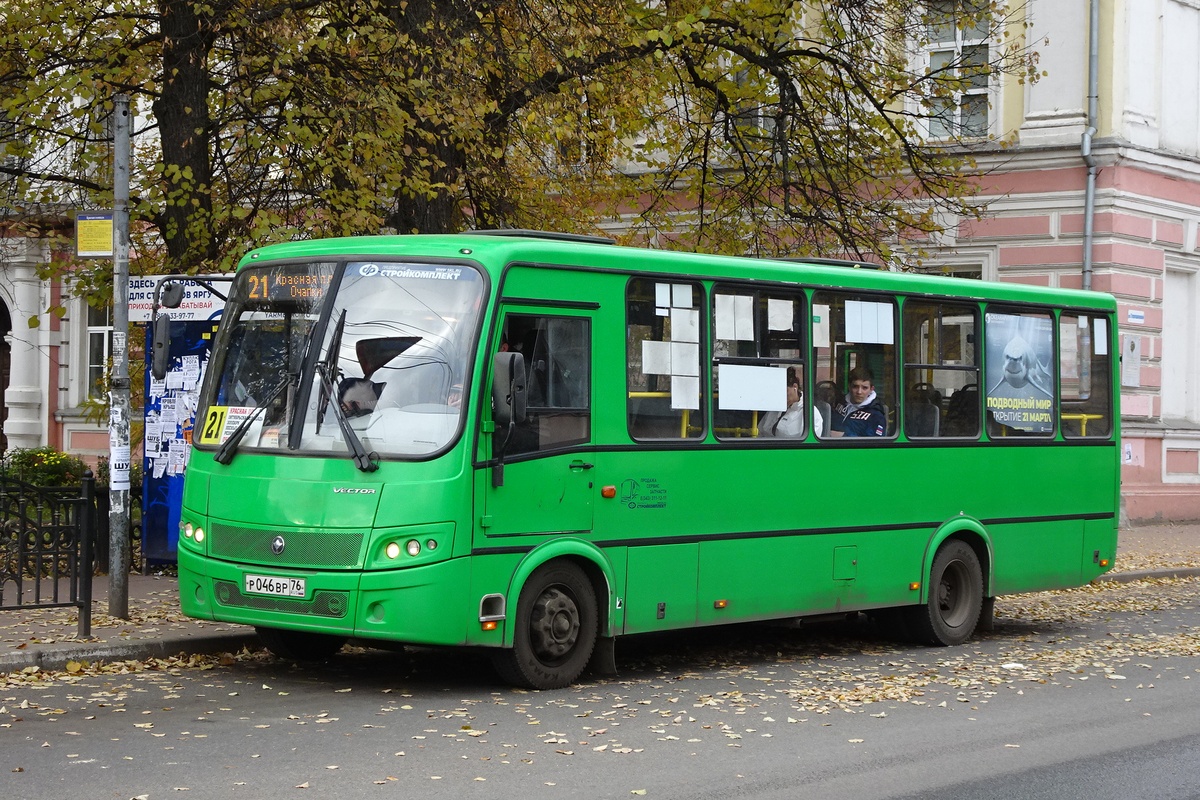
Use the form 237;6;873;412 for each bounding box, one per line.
405;539;422;557
182;522;194;539
193;527;205;543
385;542;401;559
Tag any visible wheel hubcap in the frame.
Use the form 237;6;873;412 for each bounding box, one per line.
938;561;969;627
529;587;580;662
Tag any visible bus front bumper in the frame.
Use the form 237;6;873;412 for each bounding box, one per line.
177;547;473;647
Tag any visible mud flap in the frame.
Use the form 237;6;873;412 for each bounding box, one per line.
589;636;618;676
977;596;996;633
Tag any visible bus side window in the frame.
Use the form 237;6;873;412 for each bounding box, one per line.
1059;313;1112;438
903;300;980;439
503;313;591;455
627;278;705;440
711;286;808;441
984;310;1055;438
812;291;898;440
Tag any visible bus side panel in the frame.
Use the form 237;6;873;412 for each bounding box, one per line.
696;537;846;624
1082;516;1119;582
696;531;927;625
987;520;1084;595
622;544;698;633
984;443;1118;594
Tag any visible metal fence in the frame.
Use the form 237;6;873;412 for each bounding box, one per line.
0;472;95;637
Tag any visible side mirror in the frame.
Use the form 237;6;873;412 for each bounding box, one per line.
492;351;527;428
151;314;172;380
160;282;185;308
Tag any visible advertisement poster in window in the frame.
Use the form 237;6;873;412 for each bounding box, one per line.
985;312;1054;433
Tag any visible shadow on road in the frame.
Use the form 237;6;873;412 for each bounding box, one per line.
220;609;1092;692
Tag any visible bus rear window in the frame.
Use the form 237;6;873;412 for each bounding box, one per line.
1059;313;1113;438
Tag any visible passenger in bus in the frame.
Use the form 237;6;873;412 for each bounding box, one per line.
761;367;824;437
829;367;887;437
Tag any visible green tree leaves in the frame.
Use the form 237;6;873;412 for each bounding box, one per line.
0;0;1031;277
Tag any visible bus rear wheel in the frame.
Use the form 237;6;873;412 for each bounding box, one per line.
905;539;983;646
493;562;597;690
255;626;347;661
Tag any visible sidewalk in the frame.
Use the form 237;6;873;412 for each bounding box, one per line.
1;573;260;674
4;524;1200;675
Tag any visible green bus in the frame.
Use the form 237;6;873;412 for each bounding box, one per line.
170;231;1119;689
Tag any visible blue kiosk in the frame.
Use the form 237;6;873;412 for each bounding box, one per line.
135;275;230;567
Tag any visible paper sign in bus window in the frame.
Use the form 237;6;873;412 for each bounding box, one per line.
715;294;755;341
672;283;693;308
718;363;786;411
715;294;736;340
671;307;700;343
655;282;671;311
1094;317;1108;355
768;298;793;332
642;340;672;374
812;304;831;348
845;300;895;345
671;376;700;409
670;342;699;376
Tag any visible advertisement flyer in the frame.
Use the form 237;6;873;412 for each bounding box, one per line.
984;312;1054;433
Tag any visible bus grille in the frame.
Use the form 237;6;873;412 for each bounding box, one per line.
213;580;350;618
210;524;365;568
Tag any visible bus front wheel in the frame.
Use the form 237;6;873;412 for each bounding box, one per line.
255;626;347;661
905;539;983;646
493;562;598;690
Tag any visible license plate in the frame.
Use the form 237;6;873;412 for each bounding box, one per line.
244;574;306;598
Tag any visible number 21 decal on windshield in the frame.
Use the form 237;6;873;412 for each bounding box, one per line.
198;406;254;446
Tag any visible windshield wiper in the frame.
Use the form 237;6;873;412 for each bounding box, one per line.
213;375;294;465
315;310;379;472
316;310;346;435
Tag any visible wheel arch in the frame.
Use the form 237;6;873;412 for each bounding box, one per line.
922;517;994;603
502;539;615;648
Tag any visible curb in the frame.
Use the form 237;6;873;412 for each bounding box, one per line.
1098;566;1200;584
1;632;260;674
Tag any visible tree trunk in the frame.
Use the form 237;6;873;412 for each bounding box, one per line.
153;0;218;269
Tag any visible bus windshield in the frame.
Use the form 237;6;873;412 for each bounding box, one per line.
197;259;485;459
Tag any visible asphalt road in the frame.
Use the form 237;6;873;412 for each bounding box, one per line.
3;577;1199;800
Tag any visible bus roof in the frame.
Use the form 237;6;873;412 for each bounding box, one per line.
237;232;1116;312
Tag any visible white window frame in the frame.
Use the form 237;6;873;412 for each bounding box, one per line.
85;301;113;402
920;0;997;141
1163;261;1200;425
911;245;996;282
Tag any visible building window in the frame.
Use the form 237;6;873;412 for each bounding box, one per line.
925;0;991;139
923;266;982;281
87;304;112;400
727;68;777;144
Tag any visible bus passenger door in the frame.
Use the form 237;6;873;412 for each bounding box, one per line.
478;311;595;539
